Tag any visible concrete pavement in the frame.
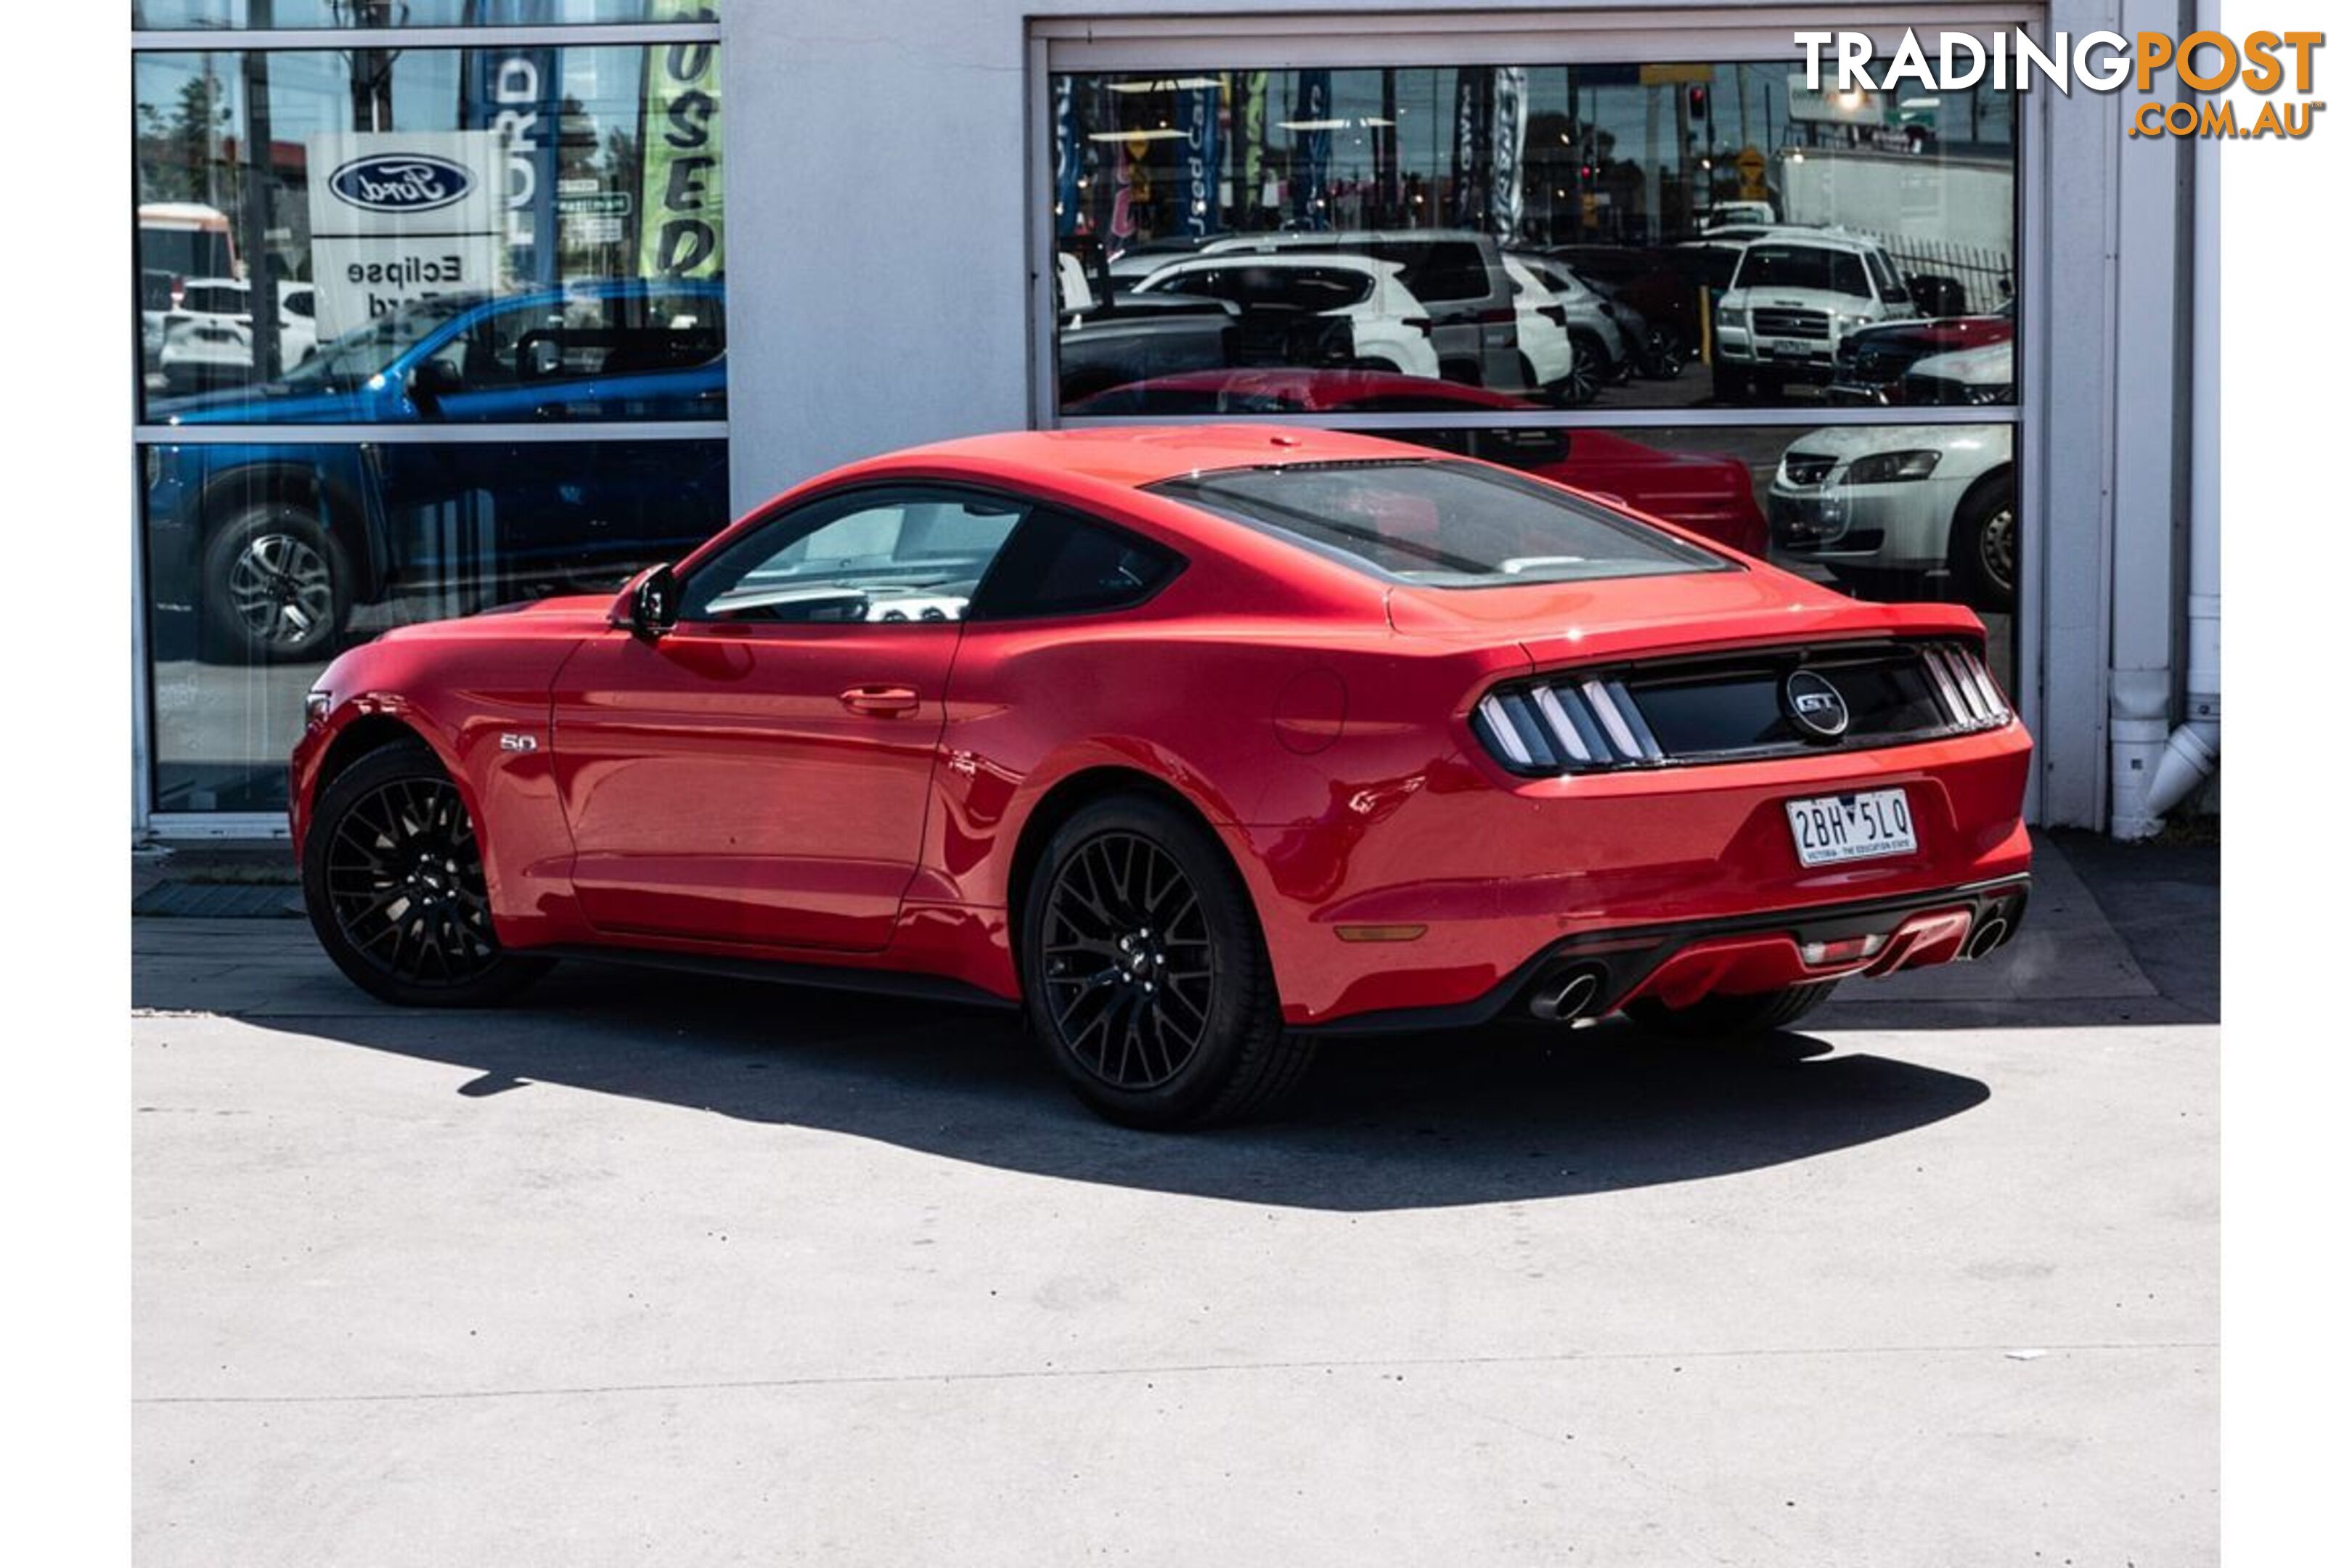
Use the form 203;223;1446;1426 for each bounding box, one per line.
133;832;2216;1564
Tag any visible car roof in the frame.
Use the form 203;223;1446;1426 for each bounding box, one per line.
1153;252;1392;273
1734;227;1885;255
819;425;1442;491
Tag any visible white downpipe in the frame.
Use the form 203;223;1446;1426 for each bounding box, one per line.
2145;106;2221;820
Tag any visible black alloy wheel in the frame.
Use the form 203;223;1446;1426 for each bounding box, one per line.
302;740;550;1007
1021;796;1312;1127
1040;830;1216;1090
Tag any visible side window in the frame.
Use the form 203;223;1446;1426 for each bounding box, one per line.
681;489;1027;625
971;509;1182;620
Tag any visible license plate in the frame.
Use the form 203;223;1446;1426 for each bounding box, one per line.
1786;788;1916;867
1765;340;1811;359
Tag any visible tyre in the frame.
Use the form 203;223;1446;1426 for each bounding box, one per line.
301;738;552;1008
1626;981;1839;1040
1020;794;1312;1128
200;499;348;663
1948;473;2018;613
1641;327;1686;379
1559;332;1605;406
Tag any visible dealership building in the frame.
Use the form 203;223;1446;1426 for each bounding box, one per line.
131;1;2217;840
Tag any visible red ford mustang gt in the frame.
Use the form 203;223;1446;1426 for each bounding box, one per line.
293;426;2031;1127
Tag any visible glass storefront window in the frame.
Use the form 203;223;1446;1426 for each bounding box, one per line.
135;37;723;420
1048;63;2017;416
136;3;718;30
142;434;730;812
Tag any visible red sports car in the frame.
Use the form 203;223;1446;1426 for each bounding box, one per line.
1067;368;1769;555
293;427;2031;1127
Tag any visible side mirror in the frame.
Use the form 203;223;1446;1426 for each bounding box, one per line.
407;356;464;415
614;563;679;639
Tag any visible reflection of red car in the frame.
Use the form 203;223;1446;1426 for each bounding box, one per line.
1068;369;1768;556
1829;308;2016;406
294;428;2030;1128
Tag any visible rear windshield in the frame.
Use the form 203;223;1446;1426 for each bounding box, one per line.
1151;459;1727;589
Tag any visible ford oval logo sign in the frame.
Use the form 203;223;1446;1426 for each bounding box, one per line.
1783;669;1851;742
328;154;474;214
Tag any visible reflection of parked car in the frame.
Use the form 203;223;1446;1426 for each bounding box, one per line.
1506;253;1629;399
1900;338;2015;407
1545;244;1710;357
1829;303;2014;405
145;278;728;663
1498;256;1583;402
293;425;2029;1127
1058;291;1239;404
1769;424;2015;611
1065;368;1768;556
1713;232;1920;400
1109;229;1524;390
158;279;320;389
1134;254;1440;380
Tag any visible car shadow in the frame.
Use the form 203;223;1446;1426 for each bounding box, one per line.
161;955;1992;1213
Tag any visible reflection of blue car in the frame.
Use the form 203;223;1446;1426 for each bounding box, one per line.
144;278;729;663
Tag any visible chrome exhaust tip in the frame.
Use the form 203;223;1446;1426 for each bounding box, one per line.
1530;966;1605;1023
1964;915;2011;961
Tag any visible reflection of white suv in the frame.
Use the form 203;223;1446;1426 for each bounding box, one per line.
1768;425;2016;611
1500;256;1580;402
158;278;319;388
1134;253;1440;380
1714;232;1919;400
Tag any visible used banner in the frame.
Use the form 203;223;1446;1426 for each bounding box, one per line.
639;7;724;279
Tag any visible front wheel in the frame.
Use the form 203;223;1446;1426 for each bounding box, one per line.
302;739;552;1008
1021;796;1312;1128
1626;981;1839;1041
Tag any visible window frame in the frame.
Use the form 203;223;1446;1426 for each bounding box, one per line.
676;482;1034;627
1024;4;2046;822
133;7;727;840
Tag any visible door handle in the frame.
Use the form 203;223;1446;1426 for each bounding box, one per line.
839;684;920;716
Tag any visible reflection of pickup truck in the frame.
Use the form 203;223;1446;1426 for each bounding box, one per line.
1712;231;1920;400
145;278;729;663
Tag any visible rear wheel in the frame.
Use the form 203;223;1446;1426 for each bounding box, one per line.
1559;332;1605;406
1627;981;1839;1040
1021;796;1312;1128
200;500;348;663
301;739;552;1008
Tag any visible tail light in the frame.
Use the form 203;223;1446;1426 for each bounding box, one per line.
169;274;186;309
1539;305;1568;328
1475;306;1514;325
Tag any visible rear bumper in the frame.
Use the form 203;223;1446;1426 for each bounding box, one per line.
1298;873;2028;1034
1225;721;2034;1026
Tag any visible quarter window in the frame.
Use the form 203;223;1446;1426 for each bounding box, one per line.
973;509;1182;619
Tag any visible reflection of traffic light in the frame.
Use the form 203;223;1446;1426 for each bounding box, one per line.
1687;84;1710;118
